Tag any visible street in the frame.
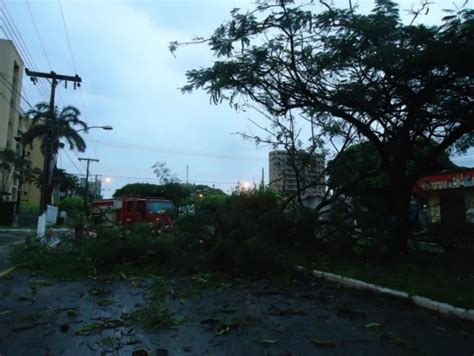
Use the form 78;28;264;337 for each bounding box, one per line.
0;234;473;355
0;231;28;270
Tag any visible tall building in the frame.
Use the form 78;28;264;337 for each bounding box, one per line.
269;150;325;198
0;39;43;206
79;177;102;199
0;39;24;202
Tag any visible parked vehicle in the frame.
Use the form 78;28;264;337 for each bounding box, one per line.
92;196;174;232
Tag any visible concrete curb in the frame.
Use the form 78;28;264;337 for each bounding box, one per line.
0;229;36;233
310;268;474;322
0;228;71;233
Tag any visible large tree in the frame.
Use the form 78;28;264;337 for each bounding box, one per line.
177;0;474;253
327;141;461;199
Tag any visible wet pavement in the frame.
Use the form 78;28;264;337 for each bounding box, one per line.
1;268;473;356
0;232;28;270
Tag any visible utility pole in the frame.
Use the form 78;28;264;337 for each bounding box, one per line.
186;165;189;184
261;167;265;190
25;69;82;217
79;158;99;214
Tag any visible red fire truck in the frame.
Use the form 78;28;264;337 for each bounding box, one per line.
92;196;174;231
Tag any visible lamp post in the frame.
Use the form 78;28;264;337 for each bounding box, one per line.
75;125;113;133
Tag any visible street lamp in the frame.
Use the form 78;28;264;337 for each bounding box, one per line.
75;125;113;133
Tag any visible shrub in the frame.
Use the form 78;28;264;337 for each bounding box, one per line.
58;196;87;226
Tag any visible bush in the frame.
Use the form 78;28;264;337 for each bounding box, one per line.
12;191;329;278
58;196;87;226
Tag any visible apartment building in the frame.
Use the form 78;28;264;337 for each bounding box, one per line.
0;39;24;202
0;39;43;206
269;149;325;199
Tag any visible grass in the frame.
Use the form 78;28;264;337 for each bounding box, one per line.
316;251;474;309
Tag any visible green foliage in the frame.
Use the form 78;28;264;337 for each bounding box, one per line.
113;182;225;205
131;303;176;330
23;103;87;154
12;190;325;278
58;196;86;226
19;201;38;214
178;0;474;252
328;142;461;199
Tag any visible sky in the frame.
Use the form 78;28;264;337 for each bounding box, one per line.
1;0;473;197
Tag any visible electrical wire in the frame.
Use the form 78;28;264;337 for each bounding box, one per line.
71;173;238;186
0;21;49;100
57;0;86;114
62;149;84;175
23;0;67;107
0;1;54;101
88;139;267;162
0;73;34;109
23;0;52;70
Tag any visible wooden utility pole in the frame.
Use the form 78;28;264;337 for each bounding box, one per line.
25;69;82;216
78;157;99;214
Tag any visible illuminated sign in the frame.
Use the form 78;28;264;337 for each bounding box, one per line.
415;170;474;192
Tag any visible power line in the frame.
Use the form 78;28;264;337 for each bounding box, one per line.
0;4;42;76
0;1;51;99
23;0;65;107
0;24;49;100
23;0;52;70
62;149;84;175
0;73;34;109
85;174;238;186
57;0;86;114
87;139;267;162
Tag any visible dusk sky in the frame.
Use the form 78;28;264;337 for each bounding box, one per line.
2;0;473;197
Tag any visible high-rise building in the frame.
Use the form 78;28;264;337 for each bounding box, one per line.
269;149;325;198
79;177;102;199
0;39;24;202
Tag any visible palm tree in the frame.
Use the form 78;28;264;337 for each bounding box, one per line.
23;103;88;154
23;103;88;207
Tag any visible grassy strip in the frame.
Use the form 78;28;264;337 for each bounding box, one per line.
316;253;474;309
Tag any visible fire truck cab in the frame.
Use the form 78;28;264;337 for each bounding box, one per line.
92;196;174;230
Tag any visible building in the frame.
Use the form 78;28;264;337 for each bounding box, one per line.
269;150;325;203
0;39;44;207
414;169;474;235
0;39;24;202
79;177;102;199
20;116;44;207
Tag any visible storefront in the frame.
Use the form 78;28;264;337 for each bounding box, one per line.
414;169;474;241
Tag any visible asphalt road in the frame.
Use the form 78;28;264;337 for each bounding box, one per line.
0;271;473;355
0;231;29;270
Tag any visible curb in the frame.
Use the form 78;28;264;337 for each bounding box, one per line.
0;229;36;233
0;265;17;279
0;228;71;233
309;268;474;322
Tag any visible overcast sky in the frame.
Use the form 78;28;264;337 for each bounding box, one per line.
2;0;473;197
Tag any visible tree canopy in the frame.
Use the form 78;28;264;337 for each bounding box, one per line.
23;103;88;154
113;182;225;205
177;0;474;252
327;141;461;198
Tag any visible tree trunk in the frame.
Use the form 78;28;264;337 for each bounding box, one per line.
387;182;412;256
